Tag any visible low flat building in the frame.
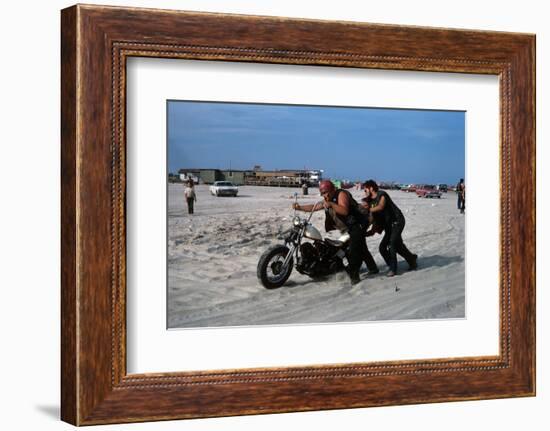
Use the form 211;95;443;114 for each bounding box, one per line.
245;169;323;187
178;168;250;185
220;170;247;185
177;168;323;187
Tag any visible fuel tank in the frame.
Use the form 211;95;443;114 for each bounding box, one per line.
303;224;322;241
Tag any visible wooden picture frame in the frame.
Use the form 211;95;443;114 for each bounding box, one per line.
61;4;535;425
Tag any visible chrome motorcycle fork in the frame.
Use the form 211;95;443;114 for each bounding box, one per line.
282;227;303;269
281;243;296;269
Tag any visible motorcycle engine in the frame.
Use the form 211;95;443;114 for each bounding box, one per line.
297;242;341;276
313;242;332;261
296;242;318;275
300;242;319;268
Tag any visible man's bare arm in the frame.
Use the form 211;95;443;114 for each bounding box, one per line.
293;202;323;212
328;191;350;216
369;195;386;213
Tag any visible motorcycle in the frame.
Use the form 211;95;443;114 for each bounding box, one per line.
257;194;352;289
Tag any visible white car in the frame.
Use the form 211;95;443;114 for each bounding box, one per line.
209;181;239;197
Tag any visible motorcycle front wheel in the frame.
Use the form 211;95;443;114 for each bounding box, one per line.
257;245;294;289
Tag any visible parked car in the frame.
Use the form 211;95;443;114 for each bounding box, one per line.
210;181;239;197
380;181;401;190
416;184;442;198
437;183;448;193
402;184;417;193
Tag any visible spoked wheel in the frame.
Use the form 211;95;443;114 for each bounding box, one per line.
257;245;294;289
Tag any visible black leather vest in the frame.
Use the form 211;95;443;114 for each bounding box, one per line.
326;189;365;230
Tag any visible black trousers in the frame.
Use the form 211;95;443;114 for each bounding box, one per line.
346;224;379;276
379;218;415;272
347;224;367;277
363;238;378;272
457;195;465;212
186;197;195;214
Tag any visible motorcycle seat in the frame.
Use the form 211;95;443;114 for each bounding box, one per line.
325;238;345;248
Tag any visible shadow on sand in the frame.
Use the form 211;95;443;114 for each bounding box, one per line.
412;254;463;270
358;254;463;278
274;254;462;288
284;278;322;289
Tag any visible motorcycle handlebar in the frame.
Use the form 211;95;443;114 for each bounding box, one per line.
305;201;323;224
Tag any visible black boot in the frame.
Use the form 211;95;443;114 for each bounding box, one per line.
408;254;418;270
349;271;361;285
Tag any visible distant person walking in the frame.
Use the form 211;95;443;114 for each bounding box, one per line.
363;180;417;277
456;178;466;214
184;179;197;214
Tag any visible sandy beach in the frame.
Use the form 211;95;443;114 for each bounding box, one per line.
168;184;465;328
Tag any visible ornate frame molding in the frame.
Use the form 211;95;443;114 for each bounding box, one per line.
61;5;534;425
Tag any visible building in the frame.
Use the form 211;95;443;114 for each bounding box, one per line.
244;169;323;187
178;171;199;183
177;167;323;187
221;169;247;185
177;168;250;185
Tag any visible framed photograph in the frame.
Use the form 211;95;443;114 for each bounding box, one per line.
61;4;535;425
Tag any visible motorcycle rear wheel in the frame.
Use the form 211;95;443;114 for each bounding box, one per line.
257;245;294;289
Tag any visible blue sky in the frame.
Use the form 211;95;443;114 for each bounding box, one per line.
167;100;465;184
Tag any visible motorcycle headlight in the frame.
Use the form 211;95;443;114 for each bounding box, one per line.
293;216;301;227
